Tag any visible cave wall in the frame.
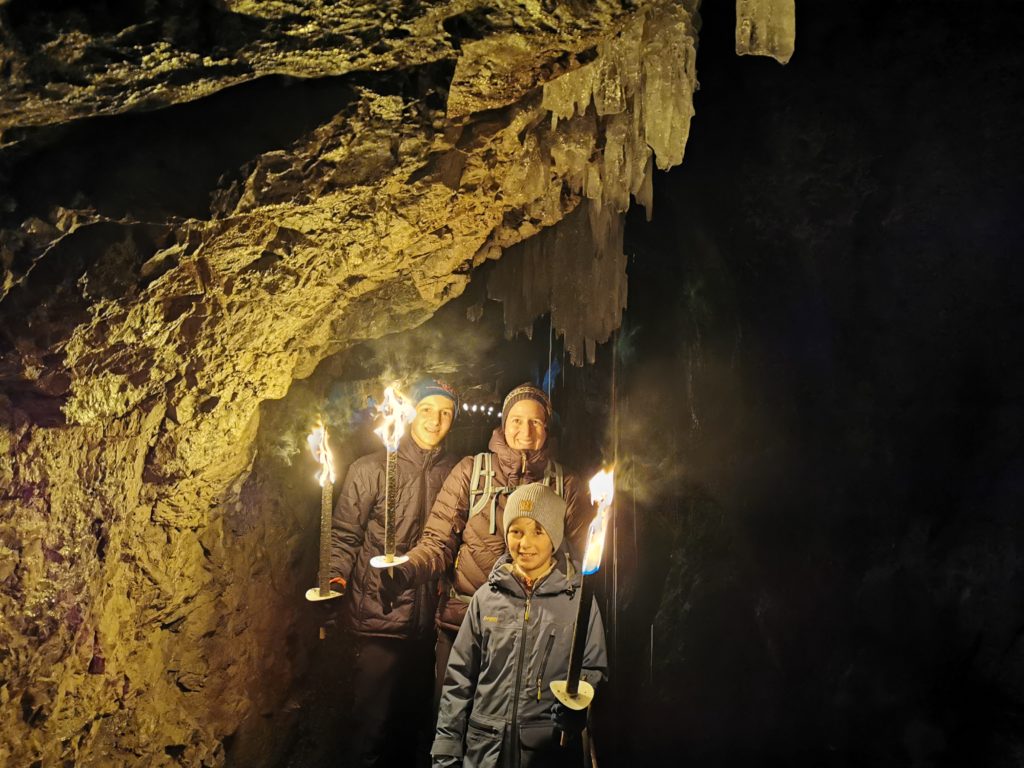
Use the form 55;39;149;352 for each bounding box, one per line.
601;1;1024;765
0;1;754;765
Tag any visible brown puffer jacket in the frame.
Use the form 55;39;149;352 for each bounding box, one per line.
404;428;594;632
330;434;457;639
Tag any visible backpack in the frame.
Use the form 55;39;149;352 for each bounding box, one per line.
468;452;565;536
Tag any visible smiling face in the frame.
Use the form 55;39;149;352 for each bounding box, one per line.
409;394;455;449
503;399;548;451
506;516;555;580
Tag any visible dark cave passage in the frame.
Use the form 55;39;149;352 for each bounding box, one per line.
2;0;1023;766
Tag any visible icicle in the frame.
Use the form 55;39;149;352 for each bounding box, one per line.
487;204;626;366
736;0;796;64
541;0;698;207
488;0;700;365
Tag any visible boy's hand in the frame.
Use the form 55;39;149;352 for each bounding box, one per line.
432;756;460;767
550;702;588;737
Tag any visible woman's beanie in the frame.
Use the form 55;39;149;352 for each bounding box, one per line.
503;483;565;552
501;384;552;429
412;378;459;412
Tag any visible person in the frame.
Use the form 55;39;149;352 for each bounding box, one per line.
329;379;459;768
381;384;595;699
431;483;608;768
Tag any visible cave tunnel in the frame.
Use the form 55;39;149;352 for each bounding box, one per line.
2;0;1023;767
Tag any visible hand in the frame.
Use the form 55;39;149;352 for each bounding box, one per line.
550;702;588;738
329;576;346;597
379;564;411;613
432;757;460;768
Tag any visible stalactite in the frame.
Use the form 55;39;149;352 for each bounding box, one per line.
488;0;698;364
487;202;626;365
736;0;796;64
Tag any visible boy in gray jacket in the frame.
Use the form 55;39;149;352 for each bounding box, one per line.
432;483;608;768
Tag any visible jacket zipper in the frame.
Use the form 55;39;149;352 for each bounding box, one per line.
536;629;557;700
510;589;531;764
411;457;430;635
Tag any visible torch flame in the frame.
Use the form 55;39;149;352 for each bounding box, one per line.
307;419;336;487
588;468;615;509
373;386;417;453
581;468;614;575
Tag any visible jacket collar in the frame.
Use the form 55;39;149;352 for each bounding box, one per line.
487;427;553;481
487;552;579;597
396;433;447;468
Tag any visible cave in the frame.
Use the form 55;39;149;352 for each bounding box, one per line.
2;1;1023;766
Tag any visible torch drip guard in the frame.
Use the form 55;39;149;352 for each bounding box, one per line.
305;587;343;602
369;554;410;569
549;679;595;711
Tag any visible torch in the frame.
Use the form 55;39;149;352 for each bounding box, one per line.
305;420;343;610
550;468;614;730
369;386;416;576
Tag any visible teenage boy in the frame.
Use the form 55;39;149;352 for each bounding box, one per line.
330;379;459;767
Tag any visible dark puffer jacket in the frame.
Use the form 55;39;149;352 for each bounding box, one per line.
330;434;457;639
404;428;594;632
432;553;608;768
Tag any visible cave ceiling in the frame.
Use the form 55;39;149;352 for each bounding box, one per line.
0;0;794;765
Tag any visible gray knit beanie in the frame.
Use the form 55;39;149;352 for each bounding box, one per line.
503;483;565;552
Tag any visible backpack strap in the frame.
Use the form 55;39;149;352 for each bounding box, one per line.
543;461;565;498
469;452;494;518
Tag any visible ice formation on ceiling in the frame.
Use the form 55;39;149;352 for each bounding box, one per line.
489;0;698;364
736;0;796;64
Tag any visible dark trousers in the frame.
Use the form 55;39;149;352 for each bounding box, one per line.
347;635;436;768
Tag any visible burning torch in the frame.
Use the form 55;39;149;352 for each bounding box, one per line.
369;386;416;576
305;419;343;607
550;468;614;729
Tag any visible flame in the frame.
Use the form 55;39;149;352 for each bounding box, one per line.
373;386;417;453
581;468;614;575
307;419;336;487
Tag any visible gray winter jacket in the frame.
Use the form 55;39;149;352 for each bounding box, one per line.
432;553;608;767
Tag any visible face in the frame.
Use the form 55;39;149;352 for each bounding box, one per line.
507;517;555;579
409;395;455;449
503;399;547;451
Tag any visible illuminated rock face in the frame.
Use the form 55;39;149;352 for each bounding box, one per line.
0;0;787;764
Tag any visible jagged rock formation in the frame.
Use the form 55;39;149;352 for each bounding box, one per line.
0;0;794;765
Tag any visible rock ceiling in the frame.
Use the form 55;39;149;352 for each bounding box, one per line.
0;0;793;764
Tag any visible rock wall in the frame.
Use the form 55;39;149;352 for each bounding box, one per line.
0;0;793;764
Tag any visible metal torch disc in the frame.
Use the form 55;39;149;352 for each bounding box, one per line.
369;555;410;569
549;680;595;711
305;587;343;602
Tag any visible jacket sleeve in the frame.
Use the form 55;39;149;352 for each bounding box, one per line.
432;593;482;760
563;474;597;565
405;457;472;586
329;459;378;583
579;596;609;690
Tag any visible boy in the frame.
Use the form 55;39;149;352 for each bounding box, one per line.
432;483;608;768
329;379;459;767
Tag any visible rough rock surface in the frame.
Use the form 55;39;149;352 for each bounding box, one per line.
0;0;751;765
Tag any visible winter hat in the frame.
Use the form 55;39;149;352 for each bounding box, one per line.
412;378;459;412
503;483;565;552
501;384;552;429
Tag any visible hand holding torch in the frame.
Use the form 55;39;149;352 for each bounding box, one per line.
550;468;614;742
